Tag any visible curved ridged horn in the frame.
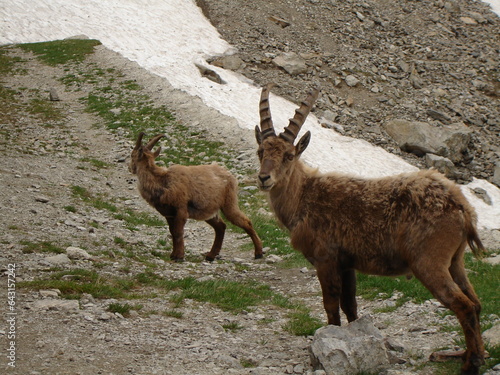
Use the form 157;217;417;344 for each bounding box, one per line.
135;132;145;149
259;84;276;139
145;134;165;150
280;86;320;143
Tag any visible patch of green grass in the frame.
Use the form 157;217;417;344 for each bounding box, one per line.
71;185;92;199
19;269;134;299
107;302;133;316
357;273;430;301
70;185;164;229
465;253;499;317
483;344;500;374
0;47;27;76
19;39;101;66
28;97;64;122
249;213;293;256
170;278;281;313
134;273;295;314
84;91;233;167
114;209;164;228
20;240;65;254
113;237;127;246
222;322;243;332
121;80;141;90
283;310;323;336
71;184;118;212
0;84;21;133
107;302;142;317
151;250;170;261
80;157;112;169
356;252;499;319
163;310;183;319
63;205;77;213
240;358;258;368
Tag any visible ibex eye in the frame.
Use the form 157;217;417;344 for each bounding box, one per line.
286;154;294;161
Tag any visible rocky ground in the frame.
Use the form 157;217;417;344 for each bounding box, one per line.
1;1;500;374
198;0;500;185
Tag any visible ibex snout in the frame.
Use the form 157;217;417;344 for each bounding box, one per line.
258;173;273;191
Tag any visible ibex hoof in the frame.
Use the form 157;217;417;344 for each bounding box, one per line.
254;253;264;259
205;255;215;262
170;256;184;263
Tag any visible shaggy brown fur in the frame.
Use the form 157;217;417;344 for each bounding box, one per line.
129;132;263;261
255;85;485;375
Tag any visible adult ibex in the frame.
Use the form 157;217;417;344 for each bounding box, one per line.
130;132;263;261
254;85;485;375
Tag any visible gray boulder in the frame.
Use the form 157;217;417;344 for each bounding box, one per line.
483;323;500;347
272;52;308;75
383;119;472;162
44;253;71;265
425;154;456;178
66;246;92;260
309;315;390;375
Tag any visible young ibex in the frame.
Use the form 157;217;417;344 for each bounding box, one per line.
129;132;263;262
255;85;485;375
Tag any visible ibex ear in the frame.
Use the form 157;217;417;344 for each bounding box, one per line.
137;148;144;159
255;125;263;145
153;147;161;158
295;131;311;156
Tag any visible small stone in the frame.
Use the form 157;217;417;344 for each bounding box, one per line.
345;75;360;87
268;15;291;28
409;67;423;89
66;246;92;260
460;17;477;25
98;312;113;321
472;188;492;206
265;254;283;263
31;299;79;311
39;289;60;298
483;254;500;266
273;52;308;75
35;195;50;203
44;254;71;265
49;88;60;101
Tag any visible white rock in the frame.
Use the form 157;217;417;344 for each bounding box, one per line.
39;289;60;298
31;300;79;311
345;75;360;87
310;315;390;375
45;253;71;265
265;254;283;263
483;323;500;347
66;246;92;260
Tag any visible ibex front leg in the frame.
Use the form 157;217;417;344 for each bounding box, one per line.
315;260;342;325
166;214;187;262
340;269;358;322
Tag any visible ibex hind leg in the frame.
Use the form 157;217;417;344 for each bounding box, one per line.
449;247;482;320
412;264;484;375
221;204;263;259
204;216;226;262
